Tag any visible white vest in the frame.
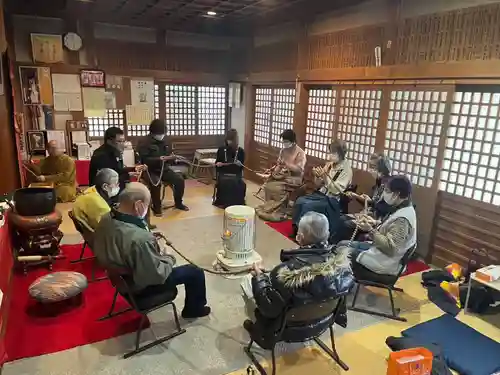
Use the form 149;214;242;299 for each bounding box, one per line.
357;205;417;275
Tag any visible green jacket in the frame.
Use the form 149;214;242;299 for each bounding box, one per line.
93;211;176;292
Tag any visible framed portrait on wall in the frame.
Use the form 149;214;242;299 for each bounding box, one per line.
19;66;53;105
80;69;105;88
26;130;47;154
31;34;64;64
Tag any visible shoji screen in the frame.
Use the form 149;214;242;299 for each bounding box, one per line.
440;90;500;204
253;87;295;146
253;88;272;144
337;89;382;170
270;88;296;148
165;84;197;136
88;109;125;139
385;89;447;187
305;89;336;160
198;86;226;136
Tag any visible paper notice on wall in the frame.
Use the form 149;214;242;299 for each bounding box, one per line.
53;93;82;112
52;74;81;94
54;113;73;130
126;104;153;126
104;91;116;109
130;78;154;107
82;87;106;117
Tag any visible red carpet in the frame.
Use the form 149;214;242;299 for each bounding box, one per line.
3;244;147;363
266;220;430;277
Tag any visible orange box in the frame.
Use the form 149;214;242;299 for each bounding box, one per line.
476;265;500;283
387;348;433;375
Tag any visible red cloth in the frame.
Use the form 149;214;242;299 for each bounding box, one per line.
3;244;147;363
0;213;13;363
75;160;90;186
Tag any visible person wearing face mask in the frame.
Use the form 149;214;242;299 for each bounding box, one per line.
240;212;354;348
256;129;307;221
94;182;211;319
72;168;119;234
291;139;353;239
213;128;246;208
332;153;392;244
90;127;141;192
137;119;189;215
340;175;417;277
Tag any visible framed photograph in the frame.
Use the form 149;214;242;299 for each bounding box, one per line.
19;66;53;105
80;69;105;88
26;130;47;153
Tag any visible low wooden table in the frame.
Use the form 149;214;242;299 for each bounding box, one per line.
28;182;55;188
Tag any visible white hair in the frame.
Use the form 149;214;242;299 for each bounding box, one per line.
298;212;330;244
95;168;119;188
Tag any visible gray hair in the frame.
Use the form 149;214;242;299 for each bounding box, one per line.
118;182;150;205
95;168;119;188
298;212;330;244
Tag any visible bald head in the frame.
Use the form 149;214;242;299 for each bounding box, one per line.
118;182;151;218
47;140;62;157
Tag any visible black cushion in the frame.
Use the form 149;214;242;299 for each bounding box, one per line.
124;287;178;312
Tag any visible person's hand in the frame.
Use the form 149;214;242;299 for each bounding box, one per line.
160;155;175;162
360;194;372;203
37;175;46;182
216;162;223;167
251;262;263;276
135;164;147;172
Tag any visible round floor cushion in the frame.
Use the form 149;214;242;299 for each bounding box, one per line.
29;272;88;303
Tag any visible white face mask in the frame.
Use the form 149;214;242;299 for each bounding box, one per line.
383;191;397;205
106;186;120;198
153;134;165;141
282;141;293;149
328;153;339;163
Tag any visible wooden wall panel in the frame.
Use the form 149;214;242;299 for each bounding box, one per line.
251;40;298;73
432;192;500;268
306;25;386;70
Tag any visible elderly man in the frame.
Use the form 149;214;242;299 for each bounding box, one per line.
241;212;354;349
72;168;119;233
26;140;77;202
93;182;210;319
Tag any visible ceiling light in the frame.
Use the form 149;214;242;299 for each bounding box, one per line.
207;11;217;16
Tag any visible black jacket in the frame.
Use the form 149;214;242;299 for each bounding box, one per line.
216;145;245;176
89;144;130;190
136;135;173;173
252;245;354;337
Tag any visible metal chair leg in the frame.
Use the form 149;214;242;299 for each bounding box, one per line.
350;283;361;308
349;284;407;322
313;326;349;371
71;241;94;264
90;259;108;283
98;290;133;321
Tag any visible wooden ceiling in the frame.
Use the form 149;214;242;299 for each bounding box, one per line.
6;0;367;35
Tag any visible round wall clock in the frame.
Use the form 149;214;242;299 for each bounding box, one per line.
63;32;83;52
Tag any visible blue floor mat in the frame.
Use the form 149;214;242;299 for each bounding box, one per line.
402;314;500;375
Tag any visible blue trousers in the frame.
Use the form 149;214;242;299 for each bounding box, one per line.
136;265;207;313
292;192;342;235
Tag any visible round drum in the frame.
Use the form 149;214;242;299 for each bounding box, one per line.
222;205;256;261
9;211;62;233
14;188;56;217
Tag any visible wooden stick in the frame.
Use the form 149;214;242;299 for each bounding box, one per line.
17;255;66;262
21;163;39;178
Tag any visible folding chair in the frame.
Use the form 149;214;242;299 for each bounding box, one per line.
99;266;186;359
349;244;418;322
245;296;348;375
68;210;106;282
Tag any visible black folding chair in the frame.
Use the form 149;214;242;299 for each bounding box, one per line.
99;266;186;359
68;210;106;282
245;296;348;375
349;244;418;322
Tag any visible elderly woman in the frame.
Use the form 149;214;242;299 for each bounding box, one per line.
256;129;307;221
340;175;417;277
291;139;352;238
213;128;246;208
332;153;392;243
241;212;354;349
